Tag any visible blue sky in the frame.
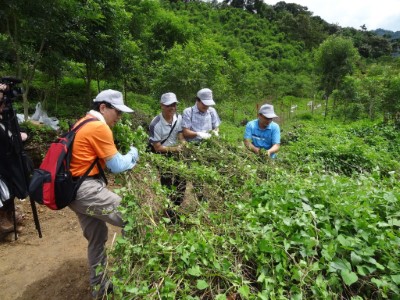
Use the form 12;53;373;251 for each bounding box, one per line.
263;0;400;31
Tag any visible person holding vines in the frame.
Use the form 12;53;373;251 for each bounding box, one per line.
148;92;186;221
182;88;221;142
181;88;221;202
68;89;138;299
244;103;280;159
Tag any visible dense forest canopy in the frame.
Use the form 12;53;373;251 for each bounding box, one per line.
0;0;399;124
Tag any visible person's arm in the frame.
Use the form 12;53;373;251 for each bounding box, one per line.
181;108;210;140
152;134;185;153
210;108;221;130
266;144;280;157
105;147;139;173
266;123;281;157
243;121;259;153
244;139;260;154
183;127;200;139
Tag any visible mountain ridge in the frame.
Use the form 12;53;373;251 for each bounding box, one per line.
374;28;400;39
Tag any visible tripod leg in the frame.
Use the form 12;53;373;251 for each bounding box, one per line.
30;198;42;238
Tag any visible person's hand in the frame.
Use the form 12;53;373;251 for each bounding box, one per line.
259;148;271;157
20;132;28;142
175;144;184;152
0;84;7;92
129;146;139;162
197;132;211;140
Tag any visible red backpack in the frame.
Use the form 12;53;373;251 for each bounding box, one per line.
29;118;104;210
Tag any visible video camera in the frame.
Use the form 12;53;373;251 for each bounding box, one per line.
0;77;23;104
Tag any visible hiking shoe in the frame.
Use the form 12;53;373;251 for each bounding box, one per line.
0;212;14;233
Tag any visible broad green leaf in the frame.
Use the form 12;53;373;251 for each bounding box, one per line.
367;258;385;270
238;285;250;298
371;278;385;287
388;218;400;226
196;280;208;290
187;265;202;277
391;274;400;284
350;252;363;264
292;293;302;300
258;239;272;253
356;265;368;276
330;258;351;271
257;272;265;282
302;202;312;211
341;269;358;286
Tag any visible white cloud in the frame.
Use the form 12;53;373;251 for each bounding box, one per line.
263;0;400;31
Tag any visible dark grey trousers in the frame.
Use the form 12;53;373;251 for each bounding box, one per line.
68;178;123;294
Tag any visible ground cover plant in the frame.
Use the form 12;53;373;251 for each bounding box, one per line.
105;116;400;299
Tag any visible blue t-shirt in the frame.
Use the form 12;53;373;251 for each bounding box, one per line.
244;119;280;152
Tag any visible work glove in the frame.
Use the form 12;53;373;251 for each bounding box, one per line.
211;130;219;137
197;132;212;140
129;146;139;163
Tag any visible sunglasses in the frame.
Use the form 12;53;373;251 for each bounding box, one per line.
104;103;122;115
111;106;122;116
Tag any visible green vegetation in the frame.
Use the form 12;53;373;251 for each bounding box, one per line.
1;0;400;298
110;116;400;299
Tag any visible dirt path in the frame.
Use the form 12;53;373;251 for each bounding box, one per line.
0;200;121;300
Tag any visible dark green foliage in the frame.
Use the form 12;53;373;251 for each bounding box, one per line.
281;120;400;176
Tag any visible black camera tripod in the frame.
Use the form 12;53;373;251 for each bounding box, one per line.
0;77;42;239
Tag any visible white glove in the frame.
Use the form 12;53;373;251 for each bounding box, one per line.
129;146;139;163
211;130;219;137
197;132;212;140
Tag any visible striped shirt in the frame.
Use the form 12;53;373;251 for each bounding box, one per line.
182;105;221;142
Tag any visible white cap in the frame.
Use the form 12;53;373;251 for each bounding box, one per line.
93;89;133;113
197;88;215;106
259;104;278;118
160;92;178;105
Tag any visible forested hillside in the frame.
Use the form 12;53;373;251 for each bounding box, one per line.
1;0;398;125
1;1;400;299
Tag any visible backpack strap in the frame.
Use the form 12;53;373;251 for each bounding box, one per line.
69;117;108;185
160;113;179;145
71;117;98;132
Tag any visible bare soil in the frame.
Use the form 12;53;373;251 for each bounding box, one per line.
0;199;121;300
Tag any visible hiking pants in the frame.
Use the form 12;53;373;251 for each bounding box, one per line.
68;178;124;291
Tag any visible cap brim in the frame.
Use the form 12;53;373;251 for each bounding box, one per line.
201;99;215;106
262;113;278;118
113;104;134;113
162;100;178;105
